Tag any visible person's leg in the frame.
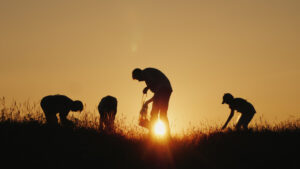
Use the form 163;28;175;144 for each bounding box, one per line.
160;112;170;137
59;113;73;127
235;114;244;130
150;97;159;135
107;111;115;131
102;113;110;131
242;112;255;129
236;113;254;130
99;113;105;131
41;103;58;125
158;91;171;137
44;112;58;125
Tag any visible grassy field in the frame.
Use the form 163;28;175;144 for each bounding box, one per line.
0;98;299;169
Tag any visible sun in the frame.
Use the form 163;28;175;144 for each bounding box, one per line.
154;119;166;136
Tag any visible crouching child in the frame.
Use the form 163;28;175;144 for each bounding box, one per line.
221;93;256;130
98;95;118;132
40;94;83;126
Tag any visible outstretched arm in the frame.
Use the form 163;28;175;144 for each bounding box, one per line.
222;109;234;130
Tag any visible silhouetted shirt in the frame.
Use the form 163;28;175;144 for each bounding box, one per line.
229;98;256;114
41;95;73;116
142;68;172;93
98;96;117;115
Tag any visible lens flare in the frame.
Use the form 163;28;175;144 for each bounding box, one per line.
154;120;166;136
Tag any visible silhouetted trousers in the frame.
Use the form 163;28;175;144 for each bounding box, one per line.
150;87;172;136
236;111;255;129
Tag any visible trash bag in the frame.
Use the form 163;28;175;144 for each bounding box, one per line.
139;103;150;129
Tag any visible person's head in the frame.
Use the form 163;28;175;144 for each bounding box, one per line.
132;68;143;81
71;100;83;112
222;93;234;104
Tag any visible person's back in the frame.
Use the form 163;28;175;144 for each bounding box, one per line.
142;68;172;93
229;98;256;115
98;96;117;115
41;95;73;114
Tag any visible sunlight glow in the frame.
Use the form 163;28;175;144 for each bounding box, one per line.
154;120;166;136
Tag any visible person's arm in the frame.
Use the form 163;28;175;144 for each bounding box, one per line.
59;110;73;126
142;70;156;94
143;87;149;94
144;96;154;105
222;109;234;130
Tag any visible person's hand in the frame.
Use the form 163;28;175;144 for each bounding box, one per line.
143;87;148;94
144;100;150;105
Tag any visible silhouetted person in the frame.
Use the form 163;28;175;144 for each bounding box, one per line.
98;95;118;131
221;93;256;130
132;67;173;137
40;94;83;126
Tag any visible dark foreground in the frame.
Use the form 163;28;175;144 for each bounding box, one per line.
0;120;299;169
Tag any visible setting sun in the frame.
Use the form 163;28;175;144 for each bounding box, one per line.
154;120;166;136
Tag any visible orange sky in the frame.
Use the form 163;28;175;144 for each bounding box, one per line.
0;0;299;133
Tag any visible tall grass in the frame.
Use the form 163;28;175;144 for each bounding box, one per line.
0;97;149;139
0;97;299;169
1;97;299;140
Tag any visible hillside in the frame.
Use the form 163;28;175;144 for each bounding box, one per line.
0;119;299;169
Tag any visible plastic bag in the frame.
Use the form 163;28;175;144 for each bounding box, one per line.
139;103;150;129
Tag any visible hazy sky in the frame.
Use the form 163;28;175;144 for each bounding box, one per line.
0;0;299;132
